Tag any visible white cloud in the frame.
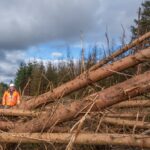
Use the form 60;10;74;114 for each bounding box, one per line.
51;52;63;57
0;50;25;83
0;0;100;49
25;57;78;67
0;0;143;50
50;59;78;66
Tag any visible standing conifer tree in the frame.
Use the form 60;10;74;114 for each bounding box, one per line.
131;0;150;39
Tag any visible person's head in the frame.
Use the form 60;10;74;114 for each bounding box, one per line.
9;83;15;91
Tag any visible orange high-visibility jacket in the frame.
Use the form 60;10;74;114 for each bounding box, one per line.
2;90;20;106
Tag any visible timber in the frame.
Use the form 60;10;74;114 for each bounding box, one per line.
105;112;150;118
11;70;150;133
113;99;150;108
0;108;149;118
19;47;150;110
103;117;150;129
0;133;149;148
0;109;46;117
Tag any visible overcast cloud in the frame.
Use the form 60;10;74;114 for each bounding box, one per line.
0;0;142;83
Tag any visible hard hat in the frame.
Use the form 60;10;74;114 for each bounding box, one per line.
9;83;15;87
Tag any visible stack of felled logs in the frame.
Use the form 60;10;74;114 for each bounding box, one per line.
0;32;150;149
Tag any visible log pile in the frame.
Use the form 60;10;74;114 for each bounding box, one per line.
0;32;150;149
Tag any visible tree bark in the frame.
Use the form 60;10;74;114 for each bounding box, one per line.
0;109;46;117
113;99;150;108
103;117;150;129
0;107;149;118
12;70;150;133
105;112;150;119
19;47;150;110
0;133;150;148
16;99;149;117
89;31;150;71
0;120;69;132
0;106;149;121
0;121;15;130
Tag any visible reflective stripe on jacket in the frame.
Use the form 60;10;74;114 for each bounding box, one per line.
2;90;20;106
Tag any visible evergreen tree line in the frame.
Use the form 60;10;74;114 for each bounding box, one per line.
0;83;8;99
131;0;150;38
14;48;101;96
131;0;150;50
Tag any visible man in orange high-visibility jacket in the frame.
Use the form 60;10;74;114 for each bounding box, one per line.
2;83;20;107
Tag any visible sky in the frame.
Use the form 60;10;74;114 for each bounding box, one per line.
0;0;143;83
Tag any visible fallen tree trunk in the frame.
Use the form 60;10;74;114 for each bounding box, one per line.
11;70;150;133
103;117;150;129
89;31;150;71
0;107;149;119
0;120;69;132
105;112;150;118
0;108;149;118
0;109;46;117
113;100;150;108
19;47;150;110
0;133;150;148
0;109;149;119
